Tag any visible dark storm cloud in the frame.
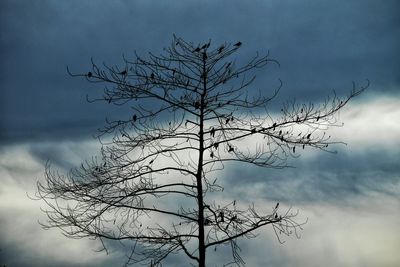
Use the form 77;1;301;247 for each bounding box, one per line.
225;146;400;204
0;242;122;267
1;0;399;143
27;141;91;170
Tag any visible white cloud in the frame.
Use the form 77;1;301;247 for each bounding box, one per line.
286;195;400;267
224;191;400;267
329;93;400;148
0;143;113;266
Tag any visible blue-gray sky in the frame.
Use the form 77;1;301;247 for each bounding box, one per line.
0;0;399;266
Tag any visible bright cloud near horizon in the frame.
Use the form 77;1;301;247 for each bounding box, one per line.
1;0;399;266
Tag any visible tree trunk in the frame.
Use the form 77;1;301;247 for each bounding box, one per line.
196;56;208;267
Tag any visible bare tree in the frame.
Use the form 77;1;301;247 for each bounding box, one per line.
36;36;368;266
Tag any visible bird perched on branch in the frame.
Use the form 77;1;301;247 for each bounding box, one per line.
204;218;212;225
234;41;242;47
210;127;215;137
119;70;127;75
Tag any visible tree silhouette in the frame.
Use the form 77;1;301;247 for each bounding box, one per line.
36;36;368;266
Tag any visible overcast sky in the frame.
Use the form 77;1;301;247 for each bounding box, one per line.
0;0;399;266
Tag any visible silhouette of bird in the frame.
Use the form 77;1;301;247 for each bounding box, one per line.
210;127;215;137
233;200;236;205
234;41;242;47
228;145;234;152
279;130;282;136
275;202;279;209
273;122;277;130
218;45;224;53
293;147;296;153
119;70;127;75
316;116;320;122
307;133;311;139
194;101;200;109
194;47;201;52
220;211;224;222
210;152;214;158
150;73;155;79
204;218;212;225
251;128;256;134
275;213;278;219
213;142;219;149
87;71;92;77
203;52;207;60
133;114;137;122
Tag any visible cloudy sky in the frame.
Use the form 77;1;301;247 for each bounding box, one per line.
0;0;399;266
